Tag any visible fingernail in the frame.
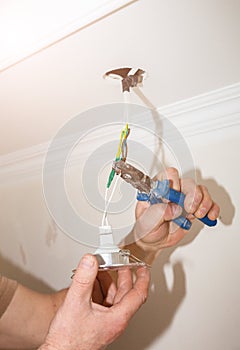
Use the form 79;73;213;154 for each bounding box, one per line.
208;210;218;220
80;255;95;269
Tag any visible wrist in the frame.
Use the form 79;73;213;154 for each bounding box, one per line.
120;229;163;265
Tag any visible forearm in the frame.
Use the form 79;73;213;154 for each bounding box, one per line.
0;284;67;349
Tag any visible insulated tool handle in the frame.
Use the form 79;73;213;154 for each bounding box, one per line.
137;184;217;229
113;160;217;229
164;187;217;227
137;191;192;230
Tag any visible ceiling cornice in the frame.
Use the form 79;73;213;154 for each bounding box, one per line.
0;82;239;183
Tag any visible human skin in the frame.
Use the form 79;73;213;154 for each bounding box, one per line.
39;168;219;350
39;255;150;350
121;167;220;264
0;167;220;349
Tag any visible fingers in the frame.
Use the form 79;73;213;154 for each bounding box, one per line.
194;185;213;218
135;203;167;237
135;200;150;219
133;266;150;302
95;271;117;306
207;202;220;220
195;185;220;220
92;278;104;304
182;180;220;220
136;201;182;237
181;178;202;214
163;167;181;191
113;266;150;319
67;254;98;307
113;268;133;304
155;168;220;222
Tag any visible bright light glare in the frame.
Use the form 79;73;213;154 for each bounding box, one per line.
0;0;132;70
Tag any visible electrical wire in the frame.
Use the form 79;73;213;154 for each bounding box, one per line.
101;174;121;226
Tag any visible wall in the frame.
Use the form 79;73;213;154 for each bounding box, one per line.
0;0;240;349
0;86;240;350
108;102;240;350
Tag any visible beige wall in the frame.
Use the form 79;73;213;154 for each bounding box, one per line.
0;95;239;349
0;0;240;349
113;125;239;350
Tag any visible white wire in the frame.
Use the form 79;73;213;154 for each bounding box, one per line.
101;90;131;227
101;174;121;226
101;175;120;226
101;188;109;227
123;91;130;124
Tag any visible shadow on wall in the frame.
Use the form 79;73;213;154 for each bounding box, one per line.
0;166;235;349
0;253;54;293
108;168;235;350
194;168;235;226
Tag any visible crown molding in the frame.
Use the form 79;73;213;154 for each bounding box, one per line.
158;82;240;117
157;82;240;138
0;82;240;183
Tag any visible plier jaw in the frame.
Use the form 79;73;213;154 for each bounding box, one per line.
112;160;217;230
112;160;153;194
112;159;170;200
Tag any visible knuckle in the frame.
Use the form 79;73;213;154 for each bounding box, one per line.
142;292;148;304
202;197;212;208
185;187;202;213
200;184;208;193
166;167;179;178
200;185;211;199
194;186;213;216
181;178;196;194
73;276;92;287
211;203;220;218
134;287;148;305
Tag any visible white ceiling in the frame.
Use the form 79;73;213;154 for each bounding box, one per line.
0;0;132;71
0;0;240;155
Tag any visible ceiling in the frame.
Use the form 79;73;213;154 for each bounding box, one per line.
0;0;132;71
0;0;240;155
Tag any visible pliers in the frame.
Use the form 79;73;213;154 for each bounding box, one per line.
112;160;217;230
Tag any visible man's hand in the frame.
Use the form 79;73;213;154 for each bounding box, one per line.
39;254;150;350
122;167;220;264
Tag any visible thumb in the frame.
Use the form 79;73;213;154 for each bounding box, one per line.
67;254;98;306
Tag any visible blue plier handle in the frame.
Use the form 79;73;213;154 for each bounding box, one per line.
112;160;217;231
137;179;217;230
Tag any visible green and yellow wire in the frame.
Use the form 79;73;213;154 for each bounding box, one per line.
107;123;130;188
